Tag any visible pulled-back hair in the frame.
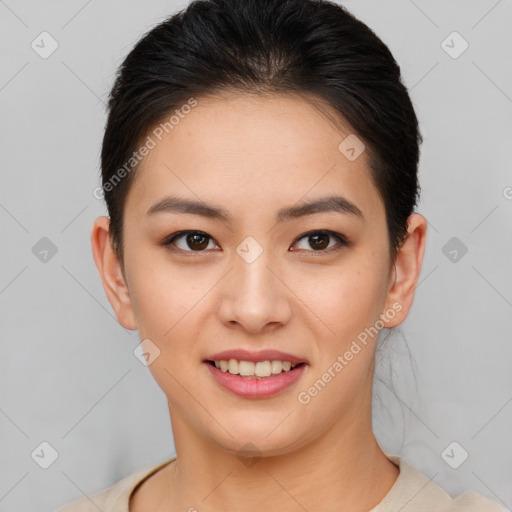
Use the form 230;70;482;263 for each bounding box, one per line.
100;0;421;264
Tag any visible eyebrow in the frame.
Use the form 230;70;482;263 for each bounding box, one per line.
146;194;364;223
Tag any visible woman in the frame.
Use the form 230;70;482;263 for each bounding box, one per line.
58;0;505;510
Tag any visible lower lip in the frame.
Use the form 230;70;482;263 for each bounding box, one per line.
204;362;307;398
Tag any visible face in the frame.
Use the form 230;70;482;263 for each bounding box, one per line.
94;91;423;458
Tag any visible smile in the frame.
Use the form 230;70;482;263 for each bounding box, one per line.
209;358;302;378
204;359;307;398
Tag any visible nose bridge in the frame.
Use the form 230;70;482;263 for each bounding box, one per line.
218;236;292;332
236;244;274;297
235;239;278;305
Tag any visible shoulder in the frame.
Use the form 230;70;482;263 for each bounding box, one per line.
379;455;506;512
449;490;507;512
55;470;147;512
56;458;175;512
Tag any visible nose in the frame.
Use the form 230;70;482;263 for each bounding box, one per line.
216;248;293;334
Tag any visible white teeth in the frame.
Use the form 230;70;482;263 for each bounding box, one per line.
255;361;272;377
271;360;282;374
213;359;298;377
238;361;254;376
228;358;238;374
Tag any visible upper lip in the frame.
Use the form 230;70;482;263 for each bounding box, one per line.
205;349;308;365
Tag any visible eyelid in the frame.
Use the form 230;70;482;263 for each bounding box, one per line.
292;229;348;253
162;230;219;253
161;229;348;254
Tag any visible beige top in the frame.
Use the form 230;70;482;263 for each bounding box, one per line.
56;454;505;512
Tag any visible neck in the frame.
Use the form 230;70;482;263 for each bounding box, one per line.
159;408;398;511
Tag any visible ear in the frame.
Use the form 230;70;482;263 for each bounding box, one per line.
382;213;428;328
90;216;137;330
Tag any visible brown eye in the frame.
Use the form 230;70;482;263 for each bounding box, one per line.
291;230;347;253
163;231;217;252
186;233;209;250
308;233;330;250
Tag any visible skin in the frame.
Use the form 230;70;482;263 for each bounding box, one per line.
91;91;427;511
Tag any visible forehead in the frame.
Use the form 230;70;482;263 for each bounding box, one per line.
124;91;385;224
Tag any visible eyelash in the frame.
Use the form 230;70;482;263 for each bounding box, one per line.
161;229;349;255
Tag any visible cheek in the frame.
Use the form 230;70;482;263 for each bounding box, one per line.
293;255;387;344
123;223;184;313
124;240;205;334
130;268;201;340
125;260;205;394
295;266;383;418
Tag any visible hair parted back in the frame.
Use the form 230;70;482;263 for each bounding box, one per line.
101;0;422;264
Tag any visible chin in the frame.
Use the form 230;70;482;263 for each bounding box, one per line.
206;419;311;459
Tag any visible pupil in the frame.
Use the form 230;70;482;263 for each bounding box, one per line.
188;233;208;250
311;234;328;250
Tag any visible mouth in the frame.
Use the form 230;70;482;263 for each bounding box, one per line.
203;355;308;398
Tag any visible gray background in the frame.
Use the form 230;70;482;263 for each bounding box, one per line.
1;1;511;511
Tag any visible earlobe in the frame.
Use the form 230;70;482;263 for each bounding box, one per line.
382;213;428;328
90;216;137;330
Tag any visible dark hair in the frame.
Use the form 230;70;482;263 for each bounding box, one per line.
101;0;422;266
